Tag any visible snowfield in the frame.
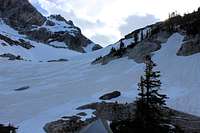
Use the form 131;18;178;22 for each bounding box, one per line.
1;33;200;133
0;19;98;62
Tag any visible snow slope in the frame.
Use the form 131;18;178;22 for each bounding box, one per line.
0;18;100;61
0;19;80;61
153;33;200;114
1;33;200;132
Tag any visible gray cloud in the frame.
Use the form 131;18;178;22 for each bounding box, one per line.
62;11;105;29
30;0;49;15
91;34;112;46
77;19;105;29
119;14;159;36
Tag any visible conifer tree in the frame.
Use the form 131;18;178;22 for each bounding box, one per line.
137;76;145;104
119;40;125;50
140;30;144;41
133;32;139;43
138;55;167;106
136;55;168;128
145;29;150;39
110;47;116;54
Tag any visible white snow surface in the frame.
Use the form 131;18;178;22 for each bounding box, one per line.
49;41;68;48
0;33;200;132
0;41;80;61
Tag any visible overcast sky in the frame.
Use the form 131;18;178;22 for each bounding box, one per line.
29;0;200;46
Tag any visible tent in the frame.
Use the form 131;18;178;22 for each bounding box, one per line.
79;119;113;133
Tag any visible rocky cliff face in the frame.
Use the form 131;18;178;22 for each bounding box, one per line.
0;0;101;55
0;0;46;29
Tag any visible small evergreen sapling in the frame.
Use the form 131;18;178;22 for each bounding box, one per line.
133;32;139;43
140;30;144;41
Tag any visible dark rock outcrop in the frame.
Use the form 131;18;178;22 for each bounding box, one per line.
177;35;200;56
92;44;103;51
0;53;23;60
45;20;55;26
49;15;74;26
24;27;52;42
14;86;30;91
47;59;68;63
44;116;96;133
0;34;34;49
76;112;87;117
99;91;121;100
0;0;46;29
127;40;161;63
0;124;18;133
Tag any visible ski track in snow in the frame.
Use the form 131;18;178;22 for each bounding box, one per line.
0;33;200;132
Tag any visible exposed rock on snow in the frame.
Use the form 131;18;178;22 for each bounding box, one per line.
47;59;68;62
0;53;23;60
177;35;200;56
93;45;102;51
127;40;161;63
99;91;121;100
76;112;87;117
14;86;30;91
0;124;18;133
0;34;34;49
45;20;55;27
24;27;52;42
49;15;74;26
44;116;95;133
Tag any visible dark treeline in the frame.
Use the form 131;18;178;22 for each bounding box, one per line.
163;8;200;36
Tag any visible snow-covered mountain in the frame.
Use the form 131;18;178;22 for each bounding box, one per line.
0;0;102;62
1;1;200;133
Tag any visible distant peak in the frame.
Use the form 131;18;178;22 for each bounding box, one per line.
49;15;74;26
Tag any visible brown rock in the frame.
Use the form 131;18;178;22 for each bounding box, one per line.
99;91;121;100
